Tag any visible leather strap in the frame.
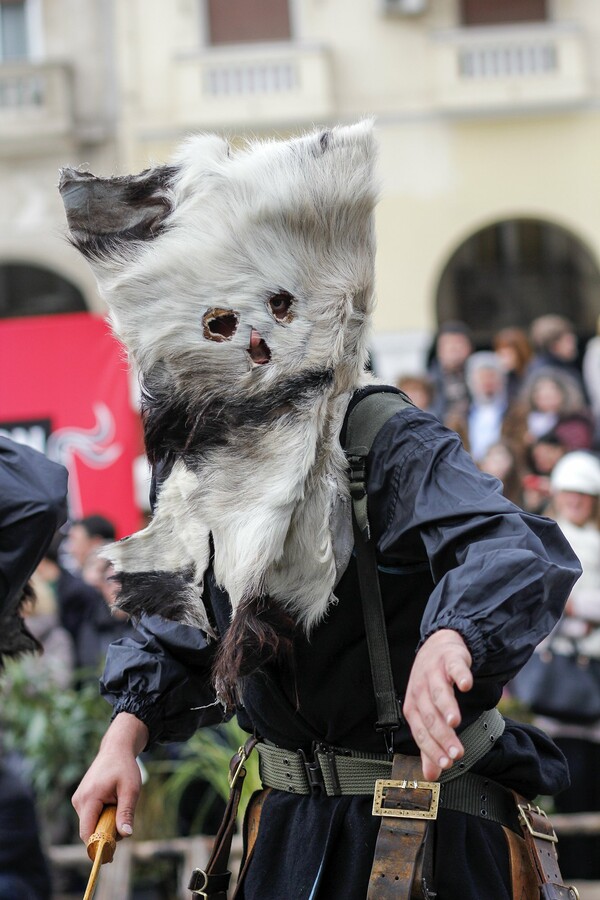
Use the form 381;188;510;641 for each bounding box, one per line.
503;825;540;900
188;736;258;898
232;788;272;899
513;793;580;900
367;755;435;900
351;498;402;738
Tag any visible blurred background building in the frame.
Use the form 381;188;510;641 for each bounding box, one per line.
2;0;600;520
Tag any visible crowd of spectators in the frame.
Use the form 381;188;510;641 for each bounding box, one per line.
397;313;599;517
33;515;133;685
399;312;600;883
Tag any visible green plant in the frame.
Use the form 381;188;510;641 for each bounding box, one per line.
139;718;261;838
1;658;260;844
0;663;110;842
498;691;534;724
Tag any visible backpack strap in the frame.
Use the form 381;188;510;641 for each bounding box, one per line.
345;390;414;540
344;389;414;746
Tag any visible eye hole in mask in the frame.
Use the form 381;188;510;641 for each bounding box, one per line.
268;291;294;323
203;308;239;342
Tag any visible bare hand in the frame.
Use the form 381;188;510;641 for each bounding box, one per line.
402;629;473;781
72;712;149;843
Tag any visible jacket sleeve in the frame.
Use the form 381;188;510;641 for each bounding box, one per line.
0;438;68;656
367;407;582;682
100;613;226;748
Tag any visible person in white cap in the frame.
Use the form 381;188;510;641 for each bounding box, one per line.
538;450;600;880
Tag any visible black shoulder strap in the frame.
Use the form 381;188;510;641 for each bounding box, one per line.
345;390;413;540
344;389;414;746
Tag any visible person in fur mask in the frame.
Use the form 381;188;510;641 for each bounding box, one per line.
62;123;581;899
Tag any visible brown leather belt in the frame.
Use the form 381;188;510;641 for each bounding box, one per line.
367;757;580;900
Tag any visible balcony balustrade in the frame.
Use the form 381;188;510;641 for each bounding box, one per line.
0;61;74;150
431;23;590;113
171;42;333;129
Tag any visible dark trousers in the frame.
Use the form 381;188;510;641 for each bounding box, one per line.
0;873;40;900
237;792;513;900
554;736;600;880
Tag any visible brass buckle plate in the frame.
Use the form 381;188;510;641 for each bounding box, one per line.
372;778;440;819
517;803;558;843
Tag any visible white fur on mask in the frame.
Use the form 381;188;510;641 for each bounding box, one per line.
59;121;377;633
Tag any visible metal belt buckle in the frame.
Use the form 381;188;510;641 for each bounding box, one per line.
372;778;440;819
188;868;209;898
517;802;558;843
229;745;248;789
299;748;326;795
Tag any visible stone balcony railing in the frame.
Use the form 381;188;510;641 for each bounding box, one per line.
170;42;334;129
431;22;590;113
0;60;74;148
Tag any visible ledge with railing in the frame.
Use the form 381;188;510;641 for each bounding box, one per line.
431;22;591;113
170;42;334;130
0;60;75;143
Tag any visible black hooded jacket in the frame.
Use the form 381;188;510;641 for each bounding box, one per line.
0;437;68;662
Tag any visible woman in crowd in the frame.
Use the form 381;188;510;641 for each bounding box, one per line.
502;367;587;458
493;326;533;404
395;373;436;414
478;440;524;507
15;575;75;690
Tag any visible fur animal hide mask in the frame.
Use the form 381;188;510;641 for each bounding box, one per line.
59;121;377;640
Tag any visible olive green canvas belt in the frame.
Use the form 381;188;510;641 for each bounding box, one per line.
256;707;520;832
257;707;504;795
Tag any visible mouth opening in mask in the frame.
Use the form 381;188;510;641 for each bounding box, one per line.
248;328;271;365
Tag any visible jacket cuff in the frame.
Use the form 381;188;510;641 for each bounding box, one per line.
110;695;163;748
420;615;486;671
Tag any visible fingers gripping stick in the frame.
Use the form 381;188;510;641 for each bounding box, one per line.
83;805;118;900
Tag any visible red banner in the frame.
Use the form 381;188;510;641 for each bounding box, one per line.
0;312;144;539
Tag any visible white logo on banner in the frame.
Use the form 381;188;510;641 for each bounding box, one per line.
47;403;123;517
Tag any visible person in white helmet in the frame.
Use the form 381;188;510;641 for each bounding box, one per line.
537;451;600;880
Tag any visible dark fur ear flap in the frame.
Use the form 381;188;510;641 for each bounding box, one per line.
58;165;178;260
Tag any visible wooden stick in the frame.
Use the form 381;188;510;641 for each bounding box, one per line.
83;805;118;900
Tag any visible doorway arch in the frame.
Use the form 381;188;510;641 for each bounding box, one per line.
435;218;600;346
0;262;87;318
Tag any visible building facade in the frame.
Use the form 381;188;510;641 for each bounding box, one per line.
2;0;600;380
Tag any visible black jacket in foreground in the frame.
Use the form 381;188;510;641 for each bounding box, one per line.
0;437;68;662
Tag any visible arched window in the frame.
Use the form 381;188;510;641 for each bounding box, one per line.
436;218;600;346
0;263;87;318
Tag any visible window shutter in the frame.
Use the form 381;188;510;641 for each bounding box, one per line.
207;0;291;45
461;0;547;26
